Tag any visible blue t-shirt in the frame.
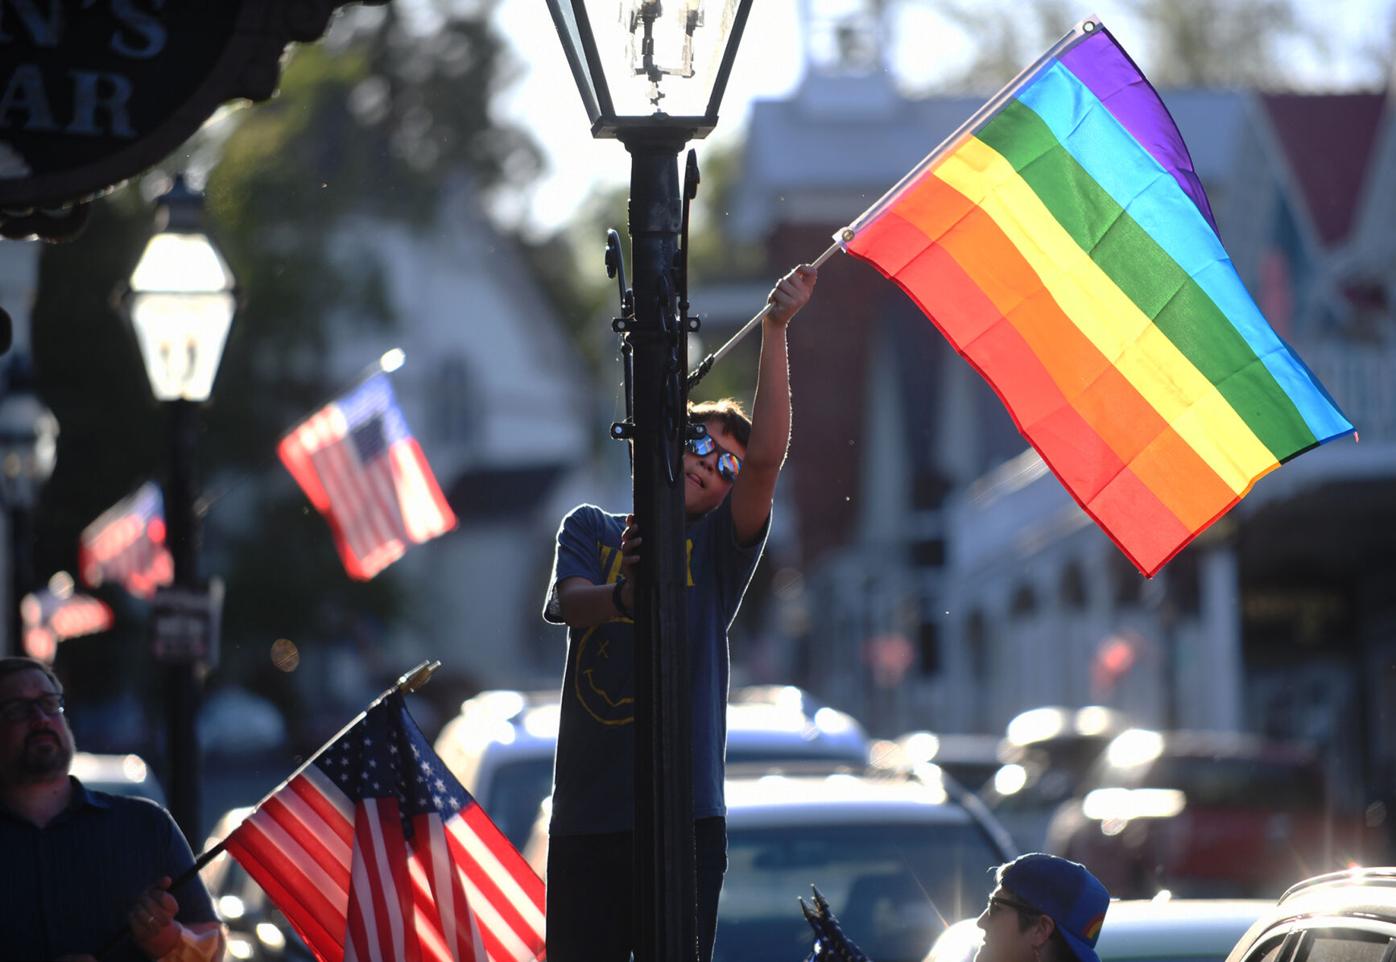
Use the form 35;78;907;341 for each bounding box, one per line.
543;498;767;835
0;777;217;961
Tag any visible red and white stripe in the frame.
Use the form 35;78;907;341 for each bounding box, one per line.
225;766;544;962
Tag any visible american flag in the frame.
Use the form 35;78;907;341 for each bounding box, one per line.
224;691;546;962
20;581;114;664
77;482;174;599
278;372;456;581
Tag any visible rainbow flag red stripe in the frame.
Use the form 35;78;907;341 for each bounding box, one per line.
843;20;1352;576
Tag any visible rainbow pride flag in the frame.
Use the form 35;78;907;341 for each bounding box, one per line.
841;19;1353;577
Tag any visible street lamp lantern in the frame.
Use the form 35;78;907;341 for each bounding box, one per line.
0;373;58;511
546;0;753;138
0;357;59;657
123;173;234;844
127;175;236;402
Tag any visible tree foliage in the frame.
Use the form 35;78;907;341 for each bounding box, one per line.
918;0;1329;92
31;1;540;714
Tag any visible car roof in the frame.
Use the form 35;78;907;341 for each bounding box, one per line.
70;752;165;802
722;769;972;828
1094;899;1276;956
440;692;868;760
1222;869;1396;962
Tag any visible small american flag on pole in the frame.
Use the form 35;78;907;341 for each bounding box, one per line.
223;689;546;962
279;371;456;580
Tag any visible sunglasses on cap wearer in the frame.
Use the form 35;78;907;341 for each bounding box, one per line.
987;894;1042;918
685;434;743;483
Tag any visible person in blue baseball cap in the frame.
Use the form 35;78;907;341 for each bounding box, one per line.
976;853;1111;962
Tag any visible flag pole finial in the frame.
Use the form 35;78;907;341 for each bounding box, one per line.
396;659;441;694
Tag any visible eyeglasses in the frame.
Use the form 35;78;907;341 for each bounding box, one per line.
0;693;66;723
685;434;742;483
988;895;1041;918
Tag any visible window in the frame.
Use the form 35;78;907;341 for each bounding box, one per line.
432;357;476;445
1302;930;1394;962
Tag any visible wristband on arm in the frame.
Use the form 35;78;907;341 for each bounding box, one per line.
612;576;634;620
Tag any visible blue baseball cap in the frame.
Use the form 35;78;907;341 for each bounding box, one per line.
999;853;1110;962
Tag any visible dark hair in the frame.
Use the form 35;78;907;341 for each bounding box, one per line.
688;398;751;447
991;865;1073;962
0;657;61;692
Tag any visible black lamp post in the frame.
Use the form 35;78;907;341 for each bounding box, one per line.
544;3;752;959
0;356;59;657
125;174;235;842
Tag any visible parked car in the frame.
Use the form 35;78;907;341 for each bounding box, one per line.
980;705;1129;852
71;751;165;804
1223;867;1396;962
890;731;1004;794
927;897;1272;962
1045;728;1351;898
523;763;1016;962
434;685;871;851
433;689;561;850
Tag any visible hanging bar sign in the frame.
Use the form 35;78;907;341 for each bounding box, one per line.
0;0;384;234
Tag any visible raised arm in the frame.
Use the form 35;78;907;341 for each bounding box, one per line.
730;265;817;544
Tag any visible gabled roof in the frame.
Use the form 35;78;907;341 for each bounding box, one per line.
1259;92;1387;246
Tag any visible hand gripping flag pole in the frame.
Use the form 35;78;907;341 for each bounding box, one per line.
685;240;842;391
96;660;447;962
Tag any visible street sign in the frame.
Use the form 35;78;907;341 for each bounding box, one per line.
150;579;222;665
0;1;386;237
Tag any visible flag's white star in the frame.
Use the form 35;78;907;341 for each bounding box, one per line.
434;778;446;792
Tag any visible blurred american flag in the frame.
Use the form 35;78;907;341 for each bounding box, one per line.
77;482;174;599
278;372;455;581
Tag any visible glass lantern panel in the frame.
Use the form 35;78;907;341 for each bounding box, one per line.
129;290;235;401
584;0;741;118
130;232;235;295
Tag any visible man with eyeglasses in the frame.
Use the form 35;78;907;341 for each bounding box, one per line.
541;264;817;962
0;656;224;961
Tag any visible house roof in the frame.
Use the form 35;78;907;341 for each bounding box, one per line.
1259;92;1387;246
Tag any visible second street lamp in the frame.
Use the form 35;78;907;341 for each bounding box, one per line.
0;355;59;657
125;174;236;843
545;2;753;959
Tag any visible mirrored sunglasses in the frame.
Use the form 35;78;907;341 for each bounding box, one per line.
685;434;742;483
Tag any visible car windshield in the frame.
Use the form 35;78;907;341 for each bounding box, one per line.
715;821;1000;962
484;757;556;849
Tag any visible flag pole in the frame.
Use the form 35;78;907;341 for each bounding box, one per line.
95;659;441;961
686;240;842;390
842;16;1100;238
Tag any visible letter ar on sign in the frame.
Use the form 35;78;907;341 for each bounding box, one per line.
0;62;136;138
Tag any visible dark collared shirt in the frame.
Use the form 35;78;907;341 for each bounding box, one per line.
0;777;217;961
